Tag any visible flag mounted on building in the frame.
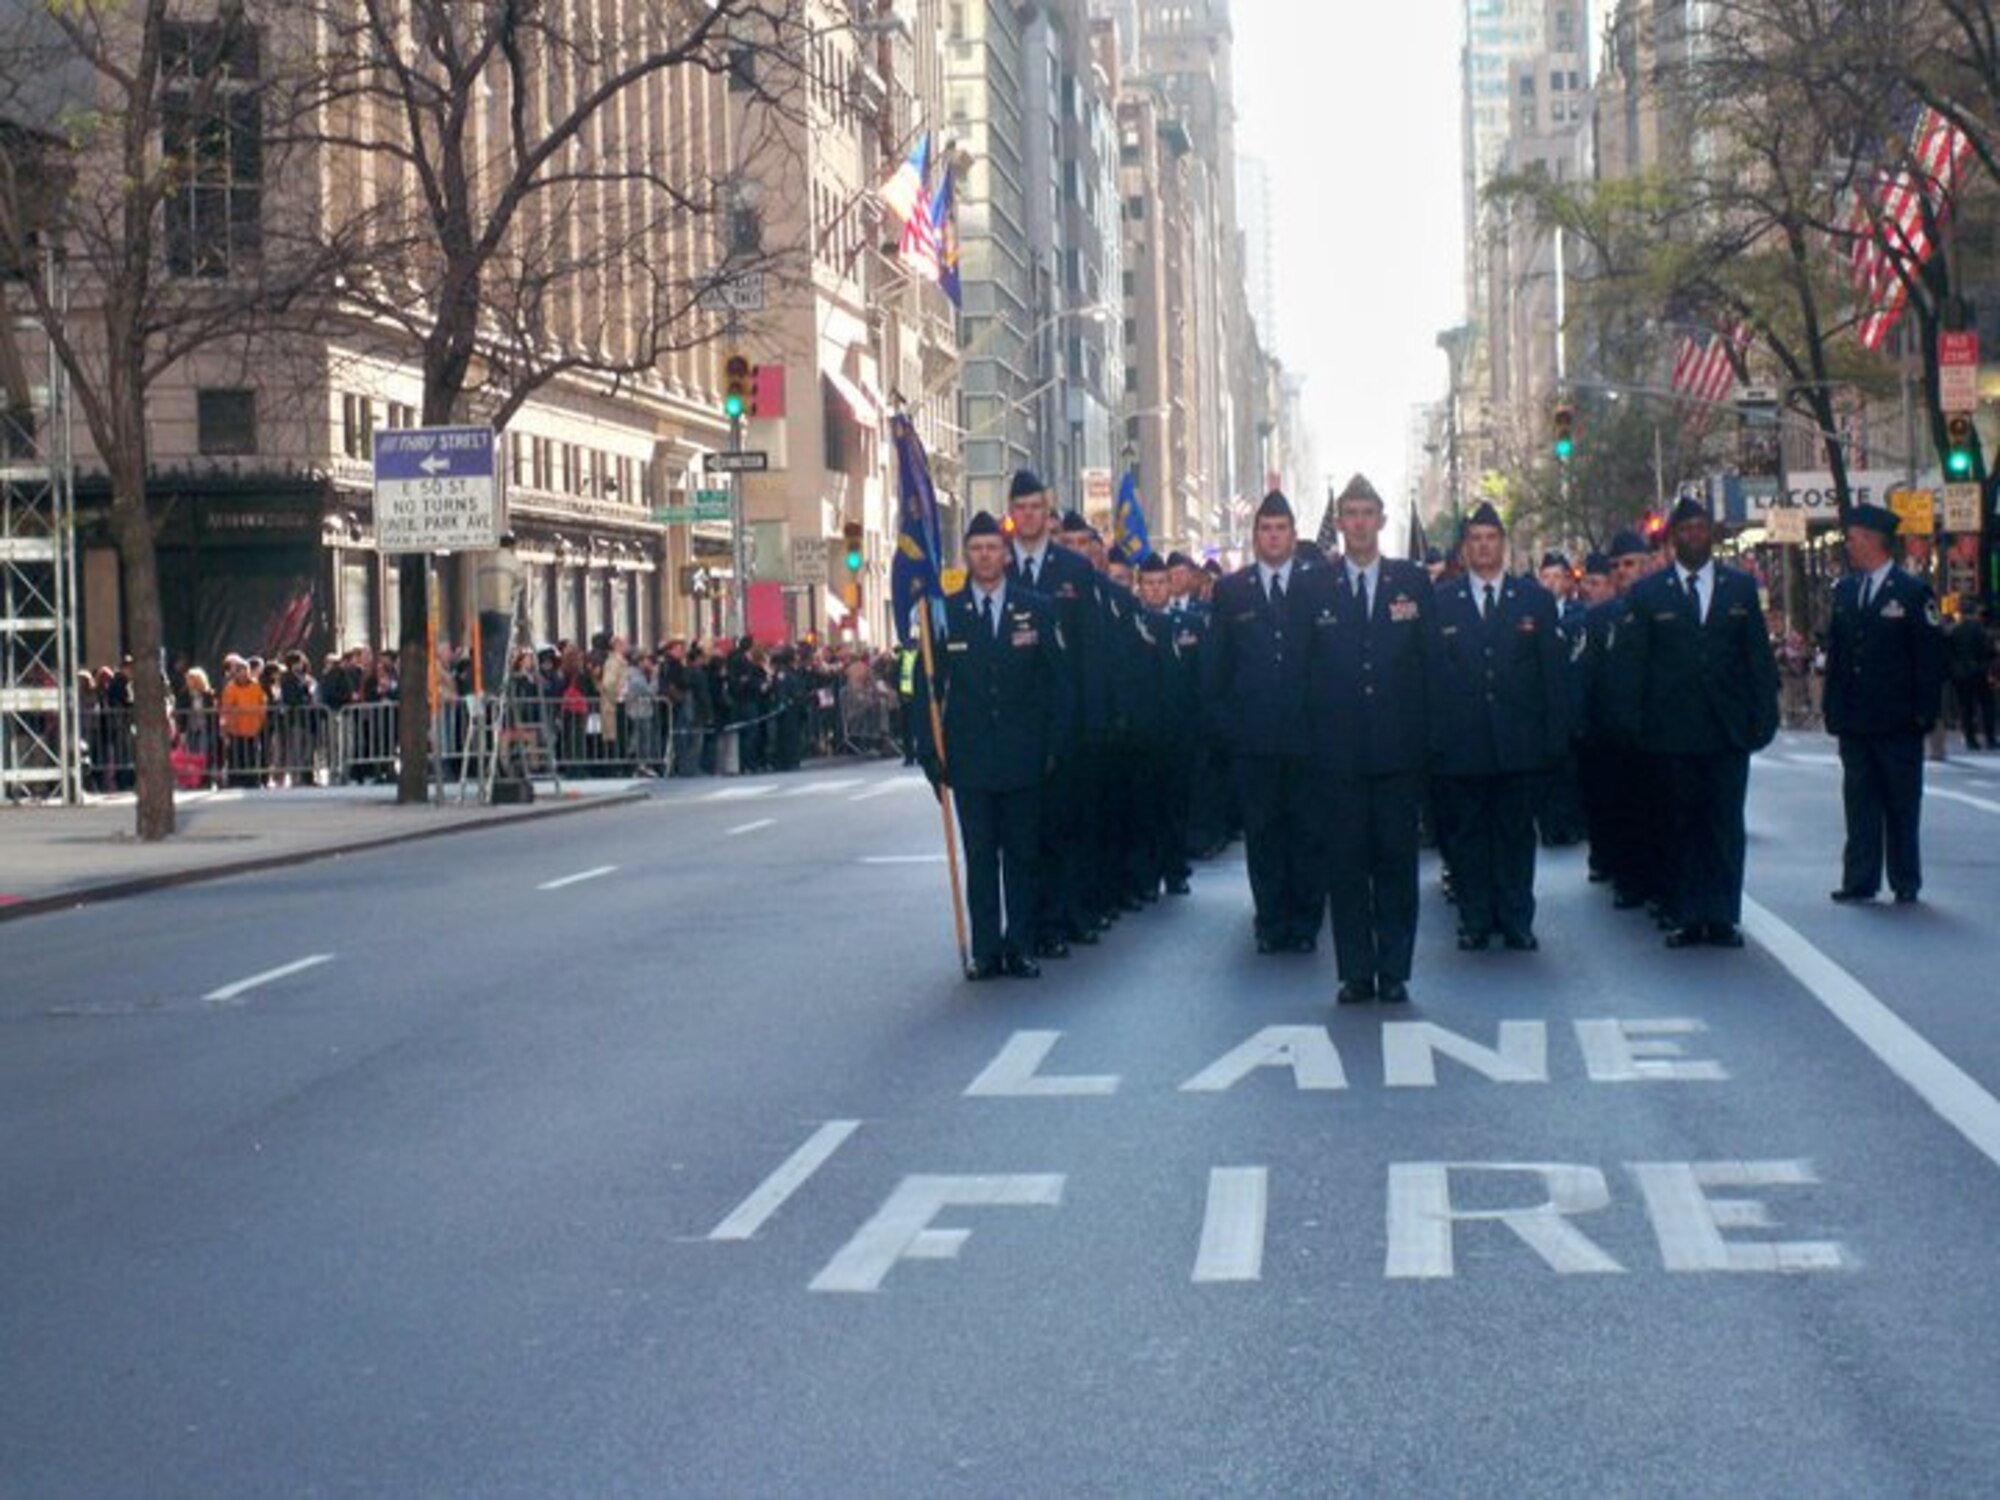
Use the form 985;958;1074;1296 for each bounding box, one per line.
890;413;947;647
1111;469;1152;563
879;133;939;283
1845;105;1973;351
1668;321;1752;437
931;150;962;309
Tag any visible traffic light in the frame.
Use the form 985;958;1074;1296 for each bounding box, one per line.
842;519;864;573
1551;403;1576;461
1945;412;1976;479
723;352;753;421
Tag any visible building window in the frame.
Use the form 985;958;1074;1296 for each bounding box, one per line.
160;21;263;278
340;393;373;460
196;389;256;455
728;47;756;92
385;401;416;430
1126;195;1146;220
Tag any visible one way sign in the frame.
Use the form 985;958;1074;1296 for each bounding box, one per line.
373;426;503;553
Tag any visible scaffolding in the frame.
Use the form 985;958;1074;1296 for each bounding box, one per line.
1;250;79;804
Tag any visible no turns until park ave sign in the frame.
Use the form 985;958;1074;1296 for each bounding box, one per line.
373;426;503;553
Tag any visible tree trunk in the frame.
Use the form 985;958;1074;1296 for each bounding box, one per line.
109;457;176;840
396;560;430;803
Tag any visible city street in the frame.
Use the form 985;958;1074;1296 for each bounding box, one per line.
3;737;1999;1497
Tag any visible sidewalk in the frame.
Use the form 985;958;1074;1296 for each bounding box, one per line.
0;780;650;922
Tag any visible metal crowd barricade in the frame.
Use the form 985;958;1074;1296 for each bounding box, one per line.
838;679;901;758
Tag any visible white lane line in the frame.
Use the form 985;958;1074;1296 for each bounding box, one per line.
701;785;777;802
1930;787;2000;817
536;865;618;891
727;818;775;836
860;854;946;865
777;778;865;798
1744;896;2000;1172
204;954;334;1005
850;781;921;802
708;1120;862;1241
1193;1167;1268;1283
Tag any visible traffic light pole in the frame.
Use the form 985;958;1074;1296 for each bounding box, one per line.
729;408;747;640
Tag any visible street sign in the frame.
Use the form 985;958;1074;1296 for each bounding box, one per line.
1940;332;1980;412
679;565;716;597
790;535;830;586
372;426;501;552
703;450;769;474
696;271;767;315
1735;384;1780;406
1889;487;1935;536
1943;483;1983;533
1765;506;1808;545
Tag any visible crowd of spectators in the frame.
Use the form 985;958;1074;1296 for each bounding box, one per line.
72;633;909;792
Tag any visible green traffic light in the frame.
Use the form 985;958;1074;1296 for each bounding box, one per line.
1554;438;1573;460
845;549;863;570
724;393;746;420
1947;449;1973;478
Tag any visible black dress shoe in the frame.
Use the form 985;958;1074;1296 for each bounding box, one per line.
1069;927;1100;946
1893;890;1920;905
1664;925;1706;949
1457;931;1491;951
1256;935;1282;955
965;958;1002;981
1337;980;1375;1005
1612;891;1645;910
1165;878;1192;896
1706;923;1745;947
1502;931;1539;952
1290;935;1318;954
1829;888;1876;903
1378;979;1411;1004
1004;952;1042;979
1035;937;1071;960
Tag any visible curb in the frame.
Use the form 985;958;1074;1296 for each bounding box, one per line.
0;789;649;925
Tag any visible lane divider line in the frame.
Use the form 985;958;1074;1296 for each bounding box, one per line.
727;819;776;836
537;866;618;891
859;854;946;865
709;1120;862;1242
1929;787;2000;817
1744;896;2000;1172
204;954;335;1006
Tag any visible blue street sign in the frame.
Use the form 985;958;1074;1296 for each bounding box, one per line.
372;426;503;552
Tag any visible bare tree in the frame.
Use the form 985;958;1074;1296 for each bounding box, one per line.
293;0;810;802
0;0;357;839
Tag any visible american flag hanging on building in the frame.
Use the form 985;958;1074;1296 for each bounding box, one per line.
1845;106;1972;351
1669;322;1752;436
879;134;940;283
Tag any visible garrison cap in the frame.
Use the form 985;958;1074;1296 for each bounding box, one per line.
1423;547;1443;565
1059;509;1090;532
1847;502;1900;537
1335;473;1383;506
1202;558;1224;576
1137;552;1168;574
1008;469;1047;501
965;511;1003;540
1607;529;1648;559
1461;500;1504;535
1167;550;1194;569
1669;495;1712;526
1583;551;1612;576
1539;550;1571;571
1256;490;1295;522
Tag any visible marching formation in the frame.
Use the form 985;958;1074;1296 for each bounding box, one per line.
918;469;1946;1004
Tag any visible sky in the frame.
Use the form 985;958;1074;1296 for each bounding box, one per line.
1231;3;1470;538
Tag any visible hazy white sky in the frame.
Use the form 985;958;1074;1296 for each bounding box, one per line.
1232;3;1470;533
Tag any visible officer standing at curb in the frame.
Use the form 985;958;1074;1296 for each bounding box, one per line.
1620;495;1778;947
1299;473;1434;1005
919;512;1070;981
1824;502;1944;905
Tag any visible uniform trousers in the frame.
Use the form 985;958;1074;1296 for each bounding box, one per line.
1318;771;1423;984
1432;772;1540;942
1037;756;1091;941
1234;753;1319;943
1838;733;1925;898
957;782;1044;964
1658;750;1750;928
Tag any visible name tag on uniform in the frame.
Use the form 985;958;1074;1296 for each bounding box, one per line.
1440;624;1459;637
1727;603;1749;618
1880;600;1906;619
1653;610;1679;622
946;641;969;653
1234;610;1257;622
1388;597;1420;623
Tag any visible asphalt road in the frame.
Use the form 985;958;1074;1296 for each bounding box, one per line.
4;733;1999;1498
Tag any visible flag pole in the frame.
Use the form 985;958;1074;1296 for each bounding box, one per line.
916;598;970;970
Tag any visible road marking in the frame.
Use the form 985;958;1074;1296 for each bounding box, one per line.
1744;895;2000;1172
810;1173;1065;1293
1930;787;2000;816
1387;1163;1625;1279
727;818;775;836
965;1031;1120;1097
1192;1167;1268;1283
777;778;864;797
1629;1161;1845;1272
701;785;776;802
204;954;334;1005
708;1120;862;1242
850;781;921;802
536;865;617;891
859;854;946;865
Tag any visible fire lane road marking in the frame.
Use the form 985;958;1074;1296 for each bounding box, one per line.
204;954;335;1006
537;866;618;891
727;819;776;836
709;1121;862;1242
1745;896;2000;1172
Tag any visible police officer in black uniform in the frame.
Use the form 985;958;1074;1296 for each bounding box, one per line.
1426;501;1570;951
1005;472;1099;957
1621;496;1779;947
1299;473;1434;1004
919;511;1070;980
1203;491;1318;952
1824;502;1945;904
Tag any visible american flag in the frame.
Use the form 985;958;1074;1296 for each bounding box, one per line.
1670;323;1750;431
879;134;940;283
1846;107;1972;350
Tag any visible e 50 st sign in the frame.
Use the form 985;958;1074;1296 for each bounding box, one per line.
373;426;503;553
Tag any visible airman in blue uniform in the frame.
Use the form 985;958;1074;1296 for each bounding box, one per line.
1824;503;1944;904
